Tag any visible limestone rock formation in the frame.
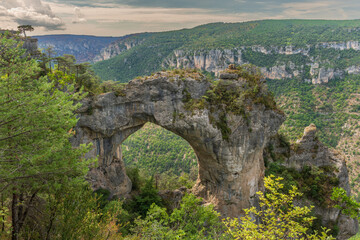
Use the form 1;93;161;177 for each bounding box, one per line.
260;65;293;79
163;49;243;76
73;68;285;217
93;36;144;62
161;42;360;84
73;67;358;237
309;63;343;84
265;124;358;239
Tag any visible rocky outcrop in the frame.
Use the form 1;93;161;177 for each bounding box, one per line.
72;67;357;236
162;41;360;84
309;63;343;84
163;49;243;76
73;69;285;217
265;124;358;239
346;65;360;75
251;45;311;56
93;36;144;62
318;41;360;51
260;65;293;79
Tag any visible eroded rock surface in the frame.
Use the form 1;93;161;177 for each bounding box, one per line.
73;68;284;217
265;124;358;239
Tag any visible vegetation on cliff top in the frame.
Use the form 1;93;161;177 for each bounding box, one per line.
180;65;279;140
92;19;360;83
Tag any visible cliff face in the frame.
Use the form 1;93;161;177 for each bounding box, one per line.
265;124;358;239
93;36;144;62
163;49;243;75
73;68;285;217
161;41;360;84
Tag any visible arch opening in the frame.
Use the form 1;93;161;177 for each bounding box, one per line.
121;122;198;190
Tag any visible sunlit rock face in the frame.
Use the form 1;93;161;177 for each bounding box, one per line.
73;69;284;217
161;41;360;84
265;124;358;239
290;124;358;239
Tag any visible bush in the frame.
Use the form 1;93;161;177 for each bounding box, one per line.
126;177;164;217
223;175;334;240
132;194;224;239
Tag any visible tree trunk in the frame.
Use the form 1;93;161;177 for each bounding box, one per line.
1;194;4;233
11;193;19;240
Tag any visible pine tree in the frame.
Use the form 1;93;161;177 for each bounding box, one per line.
0;32;91;239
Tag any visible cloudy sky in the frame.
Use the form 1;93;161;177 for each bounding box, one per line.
0;0;359;36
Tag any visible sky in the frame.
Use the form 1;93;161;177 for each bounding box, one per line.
0;0;359;36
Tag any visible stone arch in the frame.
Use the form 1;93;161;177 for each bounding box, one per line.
73;69;284;217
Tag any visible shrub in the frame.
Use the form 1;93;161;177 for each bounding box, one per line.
223;175;334;240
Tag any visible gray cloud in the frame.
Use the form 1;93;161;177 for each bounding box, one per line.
0;0;65;30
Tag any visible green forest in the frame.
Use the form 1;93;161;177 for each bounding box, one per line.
92;19;360;83
267;75;360;147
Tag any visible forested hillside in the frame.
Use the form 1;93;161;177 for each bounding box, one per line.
122;123;197;176
92;19;360;83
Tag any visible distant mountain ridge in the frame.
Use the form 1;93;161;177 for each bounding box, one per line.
34;34;121;63
90;19;360;84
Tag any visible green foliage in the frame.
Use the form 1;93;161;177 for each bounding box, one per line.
42;181;123;240
93;188;111;209
266;163;339;206
331;187;360;219
156;170;197;191
51;54;102;94
122;123;197;176
0;36;91;188
126;178;164;218
0;31;129;240
132;194;224;239
182;65;278;140
223;175;334;240
99;80;127;96
267;75;360;147
126;167;142;191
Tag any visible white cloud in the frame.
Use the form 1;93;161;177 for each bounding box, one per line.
72;7;86;23
0;0;65;30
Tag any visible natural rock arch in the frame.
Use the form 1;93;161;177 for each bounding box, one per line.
72;69;284;217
